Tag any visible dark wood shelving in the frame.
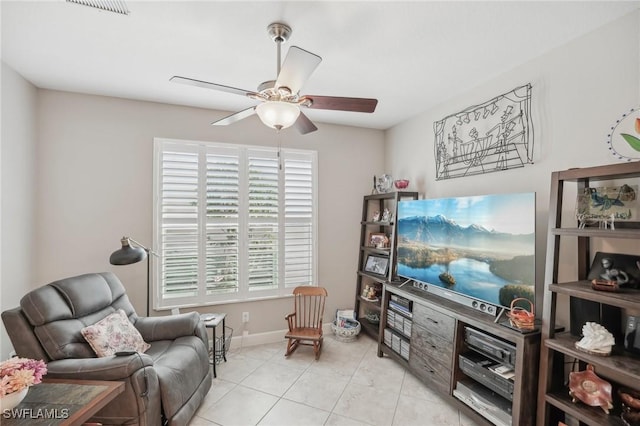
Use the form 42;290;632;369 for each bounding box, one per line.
361;220;393;227
358;296;381;308
357;271;388;283
537;161;640;426
382;284;539;426
359;318;380;336
545;332;640;388
549;282;640;310
360;246;391;256
557;161;640;181
354;191;418;339
551;227;640;240
544;391;625;426
379;342;409;367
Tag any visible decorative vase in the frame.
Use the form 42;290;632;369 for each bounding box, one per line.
0;387;28;411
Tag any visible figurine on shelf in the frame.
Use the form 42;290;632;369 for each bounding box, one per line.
600;257;629;285
367;286;377;300
381;208;392;222
362;285;371;298
575;322;615;356
592;256;630;291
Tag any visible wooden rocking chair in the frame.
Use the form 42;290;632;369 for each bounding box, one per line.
285;286;328;360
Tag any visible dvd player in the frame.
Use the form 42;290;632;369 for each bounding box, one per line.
465;327;517;368
454;380;512;426
459;352;514;401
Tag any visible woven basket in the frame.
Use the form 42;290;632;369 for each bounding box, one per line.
331;320;361;342
506;298;535;331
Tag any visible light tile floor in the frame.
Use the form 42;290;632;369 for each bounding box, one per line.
191;334;481;426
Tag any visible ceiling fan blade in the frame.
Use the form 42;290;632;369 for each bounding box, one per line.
171;76;258;98
294;112;318;135
303;95;378;113
211;107;256;126
275;46;322;94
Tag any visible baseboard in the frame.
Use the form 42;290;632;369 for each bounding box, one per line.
228;323;333;350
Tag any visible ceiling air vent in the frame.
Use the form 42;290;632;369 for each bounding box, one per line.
67;0;130;15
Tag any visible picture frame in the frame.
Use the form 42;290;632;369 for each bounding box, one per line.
587;252;640;289
575;184;638;227
368;233;389;248
364;255;389;276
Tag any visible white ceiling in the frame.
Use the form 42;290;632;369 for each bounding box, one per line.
2;1;638;130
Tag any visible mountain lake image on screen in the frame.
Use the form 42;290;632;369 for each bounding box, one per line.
397;192;535;309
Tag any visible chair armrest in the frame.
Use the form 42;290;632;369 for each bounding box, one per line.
45;354;153;381
285;312;295;330
135;312;202;342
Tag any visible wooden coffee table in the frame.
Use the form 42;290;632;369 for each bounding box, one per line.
2;378;124;425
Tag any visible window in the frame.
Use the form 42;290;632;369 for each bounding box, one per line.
153;138;317;308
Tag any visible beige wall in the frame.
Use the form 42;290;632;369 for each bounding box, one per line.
1;63;38;359
384;11;640;325
32;90;384;337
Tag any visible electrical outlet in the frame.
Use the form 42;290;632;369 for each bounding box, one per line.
242;312;249;323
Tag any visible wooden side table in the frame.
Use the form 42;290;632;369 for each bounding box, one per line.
201;313;228;378
2;379;124;426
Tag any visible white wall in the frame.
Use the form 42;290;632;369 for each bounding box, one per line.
384;11;640;325
33;90;384;336
1;63;38;359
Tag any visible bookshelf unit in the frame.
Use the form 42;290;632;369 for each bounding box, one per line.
536;161;640;426
354;191;418;338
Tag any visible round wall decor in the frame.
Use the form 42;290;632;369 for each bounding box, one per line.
607;106;640;161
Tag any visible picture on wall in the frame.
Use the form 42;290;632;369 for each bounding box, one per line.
606;106;640;161
433;84;534;180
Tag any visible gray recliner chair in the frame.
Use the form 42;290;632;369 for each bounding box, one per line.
1;272;212;426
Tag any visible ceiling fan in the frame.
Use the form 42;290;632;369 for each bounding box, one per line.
170;22;378;134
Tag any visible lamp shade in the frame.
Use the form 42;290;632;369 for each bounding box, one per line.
110;237;147;265
255;101;300;130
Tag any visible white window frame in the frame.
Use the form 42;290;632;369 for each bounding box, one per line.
152;138;318;309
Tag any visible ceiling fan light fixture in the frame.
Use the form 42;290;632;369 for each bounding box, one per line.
256;101;300;131
66;0;130;15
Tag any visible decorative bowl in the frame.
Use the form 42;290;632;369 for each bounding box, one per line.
619;387;640;411
0;387;28;411
364;312;380;325
331;320;361;342
568;364;613;414
394;179;409;189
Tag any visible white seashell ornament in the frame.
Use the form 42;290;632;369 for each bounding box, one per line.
575;322;615;356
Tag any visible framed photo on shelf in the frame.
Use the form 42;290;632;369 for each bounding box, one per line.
368;233;389;248
364;255;389;276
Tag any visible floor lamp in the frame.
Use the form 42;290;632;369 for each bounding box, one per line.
110;236;152;316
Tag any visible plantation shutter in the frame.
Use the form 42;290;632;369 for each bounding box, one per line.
283;151;316;288
205;146;240;296
158;143;200;298
246;149;279;292
154;139;317;308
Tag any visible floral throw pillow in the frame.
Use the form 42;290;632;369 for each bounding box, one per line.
81;309;150;357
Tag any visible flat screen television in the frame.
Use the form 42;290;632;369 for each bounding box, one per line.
397;192;535;315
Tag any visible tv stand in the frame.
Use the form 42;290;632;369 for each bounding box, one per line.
380;282;540;426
